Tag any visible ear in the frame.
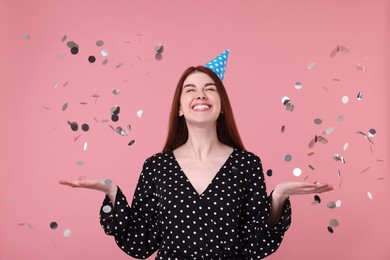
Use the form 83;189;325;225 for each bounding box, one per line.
178;106;184;116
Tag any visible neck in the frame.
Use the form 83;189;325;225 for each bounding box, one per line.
183;124;223;160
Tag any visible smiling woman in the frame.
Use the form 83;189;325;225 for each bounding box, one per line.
60;51;333;259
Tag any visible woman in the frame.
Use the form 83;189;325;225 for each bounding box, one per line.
60;55;333;259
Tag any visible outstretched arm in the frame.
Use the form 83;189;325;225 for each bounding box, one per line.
59;177;118;204
268;182;334;226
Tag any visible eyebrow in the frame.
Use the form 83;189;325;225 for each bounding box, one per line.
183;83;216;88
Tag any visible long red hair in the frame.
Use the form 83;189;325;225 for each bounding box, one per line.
162;66;245;152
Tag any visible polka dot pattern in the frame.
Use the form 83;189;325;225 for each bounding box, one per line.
205;50;229;81
100;149;291;259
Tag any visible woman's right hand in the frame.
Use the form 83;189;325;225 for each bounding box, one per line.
59;176;118;203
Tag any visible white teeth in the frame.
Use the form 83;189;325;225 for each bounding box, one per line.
193;105;210;111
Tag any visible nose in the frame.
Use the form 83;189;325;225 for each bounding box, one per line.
196;93;206;100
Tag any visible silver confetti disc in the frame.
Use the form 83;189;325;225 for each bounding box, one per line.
368;129;376;137
327;201;336;209
104;179;112;185
314;118;322;125
23;34;31;40
154;44;164;53
96;40;104;46
284;154;292;162
63;229;71;238
293;168;302;177
294;82;302;90
113;89;120;95
323;127;334;135
329;219;339;227
137;110;144;117
102;205;112;213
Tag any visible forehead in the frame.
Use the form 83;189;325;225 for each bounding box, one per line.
183;71;215;86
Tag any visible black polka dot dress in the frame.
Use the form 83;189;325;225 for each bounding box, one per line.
100;149;291;259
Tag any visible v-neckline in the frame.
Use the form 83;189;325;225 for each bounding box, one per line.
170;149;235;196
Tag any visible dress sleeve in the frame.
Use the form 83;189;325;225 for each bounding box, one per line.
99;158;160;259
239;155;291;259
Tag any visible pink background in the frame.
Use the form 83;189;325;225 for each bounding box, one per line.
1;0;389;259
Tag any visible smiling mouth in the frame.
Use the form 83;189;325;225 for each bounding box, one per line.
192;105;210;111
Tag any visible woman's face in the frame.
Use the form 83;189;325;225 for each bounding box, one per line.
179;71;222;127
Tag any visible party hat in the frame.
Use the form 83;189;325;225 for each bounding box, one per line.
205;49;229;81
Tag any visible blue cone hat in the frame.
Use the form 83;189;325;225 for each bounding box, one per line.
204;49;229;81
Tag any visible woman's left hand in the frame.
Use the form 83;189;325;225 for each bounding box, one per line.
273;182;334;200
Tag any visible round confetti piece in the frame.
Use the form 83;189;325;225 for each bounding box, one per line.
293;168;302;177
104;179;112;185
50;222;58;229
357;92;363;100
88;56;96;63
111;114;119;122
281;96;290;105
284;154;292;162
306;62;316;70
81;124;89;131
70;122;78;131
102;205;112;213
266;169;273;177
308;165;315;170
83;142;87;151
137;110;144;117
128;140;135;146
115;62;123;68
96;40;104;46
102;59;108;65
314;195;321;204
329;219;339;227
61;35;67;42
327;201;336;209
113;89;120;95
336;115;344;122
367;191;373;200
154;44;164;53
70;47;79;55
327;226;334;233
111;106;120;115
155;53;163;61
314;118;322;125
281;125;285;133
23;34;31;40
341;95;349;104
343;142;349;151
63;229;71;238
67;41;79;48
76;160;84;166
368;129;376;137
294;82;302;90
335;200;342;207
101;49;109;57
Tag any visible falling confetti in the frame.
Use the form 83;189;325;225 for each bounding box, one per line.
96;40;104;46
266;169;273;177
294;82;302;90
81;124;89;131
102;205;112;213
62;103;69;111
88;56;96;63
113;89;120;95
357;92;363;100
327;201;336;209
101;49;109;57
83;142;88;151
329;219;339;228
284;154;292;162
137;110;144;118
293;168;302;177
76;160;84;166
306;62;316;70
104;179;112;185
63;229;71;238
341;96;349;104
314;118;322;125
50;222;58;230
23;34;31;40
128;140;135;146
367;192;373;200
281;125;285;133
